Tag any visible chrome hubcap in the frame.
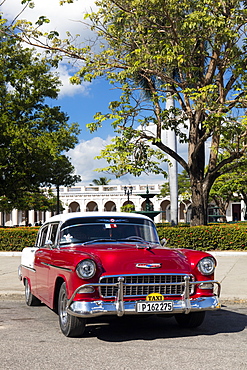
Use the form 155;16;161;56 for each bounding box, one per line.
60;292;68;326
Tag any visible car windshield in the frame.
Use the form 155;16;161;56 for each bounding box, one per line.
59;216;160;245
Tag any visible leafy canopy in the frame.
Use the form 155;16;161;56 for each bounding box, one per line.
0;21;80;206
24;0;247;178
6;0;247;224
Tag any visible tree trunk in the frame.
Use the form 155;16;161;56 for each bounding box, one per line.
190;169;217;225
188;114;208;226
56;185;60;215
190;180;207;225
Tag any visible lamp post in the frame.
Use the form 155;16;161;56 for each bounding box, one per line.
164;91;178;226
124;185;133;203
56;184;60;215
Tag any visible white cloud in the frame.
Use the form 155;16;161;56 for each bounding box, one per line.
2;0;96;37
67;136;115;184
68;136;168;186
1;0;96;97
56;63;90;97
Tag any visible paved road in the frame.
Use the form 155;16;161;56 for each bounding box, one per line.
0;299;246;370
0;252;247;369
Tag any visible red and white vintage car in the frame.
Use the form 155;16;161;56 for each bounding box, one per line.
18;212;221;337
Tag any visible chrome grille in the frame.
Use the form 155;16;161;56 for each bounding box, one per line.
99;274;194;298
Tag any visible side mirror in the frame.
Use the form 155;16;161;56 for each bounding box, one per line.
161;238;167;246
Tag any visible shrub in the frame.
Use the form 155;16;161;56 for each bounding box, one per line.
1;223;247;251
156;222;247;251
121;204;135;212
0;227;38;251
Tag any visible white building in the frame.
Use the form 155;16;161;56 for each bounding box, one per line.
1;184;245;226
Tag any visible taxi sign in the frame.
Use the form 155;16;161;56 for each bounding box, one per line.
146;293;164;301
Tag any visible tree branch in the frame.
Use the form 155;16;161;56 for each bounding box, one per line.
140;132;189;172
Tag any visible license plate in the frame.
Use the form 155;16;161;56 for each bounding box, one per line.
136;301;173;313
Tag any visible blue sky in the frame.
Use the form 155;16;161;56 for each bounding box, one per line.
58;78;121;142
1;0;181;186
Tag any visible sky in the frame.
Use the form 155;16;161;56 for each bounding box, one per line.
1;0;185;186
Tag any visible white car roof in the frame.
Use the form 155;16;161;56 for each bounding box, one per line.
43;212;152;225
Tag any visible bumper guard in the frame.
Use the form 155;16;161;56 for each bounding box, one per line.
66;276;221;318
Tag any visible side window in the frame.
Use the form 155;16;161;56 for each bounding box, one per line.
49;223;59;245
39;225;49;247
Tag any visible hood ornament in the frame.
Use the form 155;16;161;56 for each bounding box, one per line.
136;263;161;269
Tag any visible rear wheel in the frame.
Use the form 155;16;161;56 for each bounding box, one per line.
175;311;206;328
58;282;86;337
24;279;41;306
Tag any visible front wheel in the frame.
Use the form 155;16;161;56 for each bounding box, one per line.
175;311;206;328
24;279;41;306
58;282;86;337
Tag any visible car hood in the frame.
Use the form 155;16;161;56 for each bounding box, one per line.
71;243;193;275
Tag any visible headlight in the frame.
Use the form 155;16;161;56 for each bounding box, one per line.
197;257;215;275
76;259;96;279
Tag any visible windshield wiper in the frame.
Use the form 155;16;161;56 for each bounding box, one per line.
83;238;117;245
117;237;154;249
117;236;146;243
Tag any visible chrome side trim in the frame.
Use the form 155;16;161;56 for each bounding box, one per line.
41;262;72;272
20;264;36;273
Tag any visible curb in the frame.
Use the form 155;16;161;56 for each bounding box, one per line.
210;251;247;256
0;252;22;256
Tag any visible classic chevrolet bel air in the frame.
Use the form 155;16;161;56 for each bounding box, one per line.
18;212;221;337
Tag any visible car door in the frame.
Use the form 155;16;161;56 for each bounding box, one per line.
45;222;60;304
34;224;53;304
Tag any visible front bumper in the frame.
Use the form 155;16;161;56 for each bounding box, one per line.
66;276;221;318
68;296;220;318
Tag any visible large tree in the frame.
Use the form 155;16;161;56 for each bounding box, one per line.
7;0;247;225
0;21;80;207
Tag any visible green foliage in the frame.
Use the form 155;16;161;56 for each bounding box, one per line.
0;188;66;215
90;177;111;185
177;170;191;198
46;155;81;187
83;0;247;225
0;227;38;251
0;23;80;205
1;222;247;251
5;0;247;225
209;162;247;216
156;223;247;251
14;189;62;212
95;128;168;177
159;170;191;200
120;204;135;212
158;182;170;199
0;196;14;213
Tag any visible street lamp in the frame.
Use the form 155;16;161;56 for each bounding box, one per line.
124;185;133;203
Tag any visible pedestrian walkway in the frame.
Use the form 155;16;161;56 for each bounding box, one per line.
0;251;247;301
211;251;247;302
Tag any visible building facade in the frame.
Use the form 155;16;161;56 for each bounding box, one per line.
1;184;245;226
